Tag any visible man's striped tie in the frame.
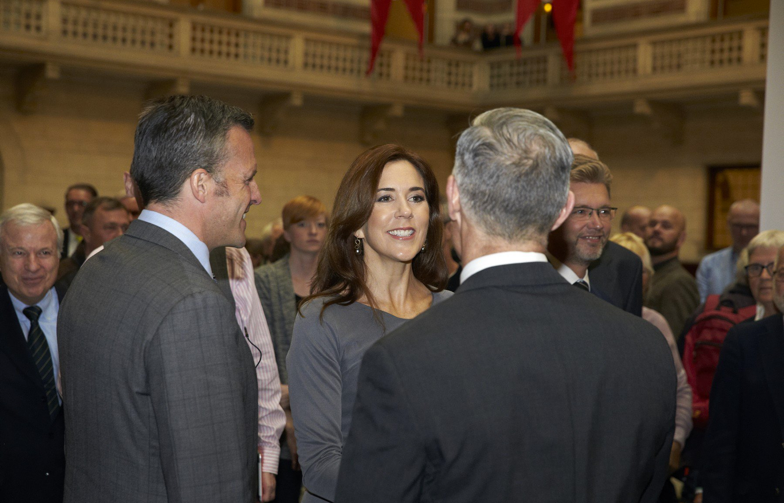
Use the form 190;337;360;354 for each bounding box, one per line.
573;280;590;292
23;306;60;421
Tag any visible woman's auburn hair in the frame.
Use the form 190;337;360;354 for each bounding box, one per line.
301;144;447;319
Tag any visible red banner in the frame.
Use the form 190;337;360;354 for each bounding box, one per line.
552;0;579;72
367;0;425;75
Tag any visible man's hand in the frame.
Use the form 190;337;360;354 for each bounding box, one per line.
280;384;290;410
285;410;299;471
668;441;682;475
261;472;276;502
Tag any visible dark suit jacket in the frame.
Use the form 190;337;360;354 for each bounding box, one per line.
589;241;644;316
58;219;258;503
701;315;784;503
335;262;676;503
0;283;67;502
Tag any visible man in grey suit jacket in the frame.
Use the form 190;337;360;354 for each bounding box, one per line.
58;95;262;503
335;108;676;503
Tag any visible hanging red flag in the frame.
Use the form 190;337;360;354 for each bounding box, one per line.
367;0;393;75
552;0;579;72
514;0;539;54
367;0;426;75
402;0;426;54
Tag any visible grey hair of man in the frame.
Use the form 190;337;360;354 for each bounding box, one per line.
735;229;784;286
130;95;255;207
453;108;573;245
0;203;64;252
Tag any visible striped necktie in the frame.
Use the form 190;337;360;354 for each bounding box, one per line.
573;280;590;292
23;306;60;421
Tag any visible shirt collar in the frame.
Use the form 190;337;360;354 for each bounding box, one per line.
546;252;591;288
461;251;548;284
9;287;57;316
138;209;213;277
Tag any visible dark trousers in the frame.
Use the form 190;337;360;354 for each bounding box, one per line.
271;457;302;503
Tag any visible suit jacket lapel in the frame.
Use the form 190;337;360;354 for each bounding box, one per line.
759;315;784;439
0;287;44;387
210;247;236;311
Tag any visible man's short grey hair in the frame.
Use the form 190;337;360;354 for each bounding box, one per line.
0;203;63;251
453;108;573;244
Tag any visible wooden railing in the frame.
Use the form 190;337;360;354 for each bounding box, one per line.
0;0;769;110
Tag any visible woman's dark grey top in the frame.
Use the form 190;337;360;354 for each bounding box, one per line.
287;291;452;502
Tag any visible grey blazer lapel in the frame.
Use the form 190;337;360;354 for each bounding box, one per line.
210;246;236;311
759;315;784;439
275;256;297;338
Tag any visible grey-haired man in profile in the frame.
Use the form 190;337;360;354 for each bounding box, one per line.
59;95;262;503
336;108;676;503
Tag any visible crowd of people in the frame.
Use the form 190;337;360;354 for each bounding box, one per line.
451;18;520;51
0;95;780;503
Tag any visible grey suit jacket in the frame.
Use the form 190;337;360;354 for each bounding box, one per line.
58;219;258;503
336;262;676;503
255;255;297;384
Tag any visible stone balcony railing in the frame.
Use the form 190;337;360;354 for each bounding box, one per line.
0;0;769;112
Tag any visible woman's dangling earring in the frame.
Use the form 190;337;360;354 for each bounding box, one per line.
421;240;426;253
354;237;363;255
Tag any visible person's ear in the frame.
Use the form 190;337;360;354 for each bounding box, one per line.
551;191;575;231
189;169;210;204
446;176;462;228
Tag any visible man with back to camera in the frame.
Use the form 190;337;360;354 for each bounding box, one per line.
695;199;759;303
61;183;97;259
0;203;66;502
548;155;643;315
58;95;262;503
335;108;676;503
645;204;700;337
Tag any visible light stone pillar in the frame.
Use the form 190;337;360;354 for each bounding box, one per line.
760;1;784;231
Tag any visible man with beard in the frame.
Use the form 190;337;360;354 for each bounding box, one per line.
548;155;642;313
700;244;784;503
645;205;699;337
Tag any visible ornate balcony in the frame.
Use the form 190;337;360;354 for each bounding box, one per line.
0;0;768;118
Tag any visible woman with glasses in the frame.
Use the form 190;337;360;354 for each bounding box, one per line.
286;145;450;503
700;232;784;502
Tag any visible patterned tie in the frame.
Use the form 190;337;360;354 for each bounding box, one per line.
23;306;60;421
574;280;590;292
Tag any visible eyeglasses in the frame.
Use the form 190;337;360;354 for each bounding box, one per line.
776;269;784;284
746;262;775;278
65;200;88;208
570;206;617;222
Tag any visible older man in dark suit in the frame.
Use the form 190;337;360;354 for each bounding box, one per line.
700;244;784;503
335;108;676;503
0;203;66;502
58;96;262;503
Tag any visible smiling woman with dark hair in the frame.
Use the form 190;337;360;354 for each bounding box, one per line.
286;144;450;503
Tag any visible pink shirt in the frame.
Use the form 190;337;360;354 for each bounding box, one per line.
226;247;286;474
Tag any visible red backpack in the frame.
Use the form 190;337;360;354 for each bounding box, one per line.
682;294;757;429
